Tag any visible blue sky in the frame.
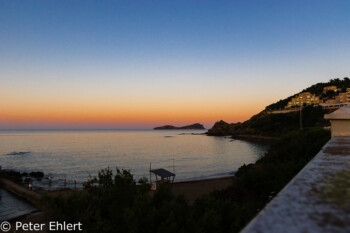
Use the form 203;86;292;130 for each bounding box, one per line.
1;1;350;129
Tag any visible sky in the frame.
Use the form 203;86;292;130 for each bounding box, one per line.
1;0;350;129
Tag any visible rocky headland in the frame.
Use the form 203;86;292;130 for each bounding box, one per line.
154;123;205;130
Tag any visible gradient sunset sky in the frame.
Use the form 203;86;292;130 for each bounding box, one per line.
1;1;350;129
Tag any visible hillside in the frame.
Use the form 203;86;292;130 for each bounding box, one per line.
207;106;332;137
208;78;350;137
266;77;350;110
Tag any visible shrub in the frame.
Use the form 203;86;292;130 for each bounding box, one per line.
44;128;330;233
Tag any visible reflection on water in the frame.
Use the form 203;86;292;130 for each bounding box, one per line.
0;189;36;221
0;130;269;189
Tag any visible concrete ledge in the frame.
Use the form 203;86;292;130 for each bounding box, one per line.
325;106;350;120
0;179;42;209
240;137;350;233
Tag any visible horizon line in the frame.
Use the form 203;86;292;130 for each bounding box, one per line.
0;128;207;131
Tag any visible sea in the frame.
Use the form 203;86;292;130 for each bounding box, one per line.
0;188;36;221
0;129;269;190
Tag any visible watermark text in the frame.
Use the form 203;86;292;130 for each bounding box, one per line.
1;221;82;232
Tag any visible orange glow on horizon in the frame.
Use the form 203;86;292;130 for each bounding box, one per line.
0;87;271;128
0;102;263;128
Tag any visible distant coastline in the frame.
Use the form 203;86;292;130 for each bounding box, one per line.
153;123;205;130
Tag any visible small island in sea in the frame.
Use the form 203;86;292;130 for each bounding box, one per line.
154;123;205;130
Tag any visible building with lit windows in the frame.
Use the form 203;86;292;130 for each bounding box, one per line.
285;87;350;109
286;92;321;108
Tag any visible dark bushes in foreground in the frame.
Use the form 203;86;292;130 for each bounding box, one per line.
44;127;330;233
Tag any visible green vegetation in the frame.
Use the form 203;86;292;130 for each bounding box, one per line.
196;127;330;232
302;77;350;96
44;128;330;233
321;90;337;99
208;77;350;137
207;78;350;137
208;105;331;136
44;169;192;233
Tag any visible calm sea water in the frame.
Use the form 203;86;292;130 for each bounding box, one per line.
0;189;37;221
0;130;268;189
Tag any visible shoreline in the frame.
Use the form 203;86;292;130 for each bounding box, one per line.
232;134;279;142
1;174;235;195
1;167;236;191
174;174;234;184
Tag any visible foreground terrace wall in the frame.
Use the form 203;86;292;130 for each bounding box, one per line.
241;106;350;233
241;137;350;233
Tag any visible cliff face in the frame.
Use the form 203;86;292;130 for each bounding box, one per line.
154;123;205;130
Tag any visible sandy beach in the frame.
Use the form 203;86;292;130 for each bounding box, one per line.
172;176;234;203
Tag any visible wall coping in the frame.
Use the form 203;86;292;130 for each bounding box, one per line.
325;105;350;120
240;137;350;233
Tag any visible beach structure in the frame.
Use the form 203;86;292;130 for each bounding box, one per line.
150;168;176;183
149;162;176;184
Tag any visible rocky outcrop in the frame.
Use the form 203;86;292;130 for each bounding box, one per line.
6;151;30;155
0;170;45;183
207;120;236;136
29;171;44;178
154;123;205;130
